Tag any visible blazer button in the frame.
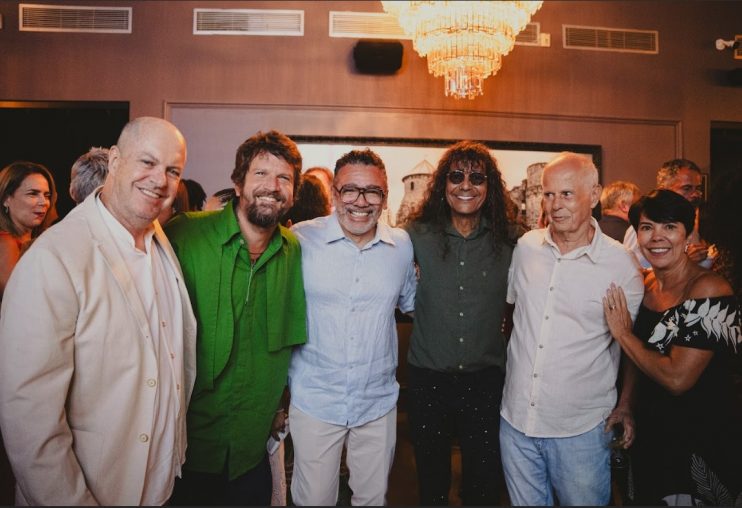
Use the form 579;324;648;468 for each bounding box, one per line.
139;433;149;443
146;378;157;388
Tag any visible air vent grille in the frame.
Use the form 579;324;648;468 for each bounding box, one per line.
193;8;304;36
564;25;658;54
515;22;540;46
329;11;408;39
19;3;131;33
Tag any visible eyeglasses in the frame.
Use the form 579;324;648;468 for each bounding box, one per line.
447;170;487;186
334;185;385;205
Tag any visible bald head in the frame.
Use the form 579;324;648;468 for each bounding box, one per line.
541;152;601;248
102;116;187;243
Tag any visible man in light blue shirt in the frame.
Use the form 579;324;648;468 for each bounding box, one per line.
288;149;417;506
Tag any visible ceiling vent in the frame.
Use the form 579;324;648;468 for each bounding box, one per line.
193;8;304;36
563;25;658;54
515;22;541;46
329;11;408;39
330;11;540;47
19;3;131;33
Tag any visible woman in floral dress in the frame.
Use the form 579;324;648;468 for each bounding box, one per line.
604;189;741;506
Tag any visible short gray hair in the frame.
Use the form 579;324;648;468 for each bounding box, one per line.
600;180;640;211
70;147;109;203
656;158;701;189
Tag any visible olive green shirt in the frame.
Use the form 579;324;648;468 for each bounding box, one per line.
406;219;512;373
166;202;306;479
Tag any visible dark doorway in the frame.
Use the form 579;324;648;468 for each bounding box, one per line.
0;101;129;220
710;121;742;192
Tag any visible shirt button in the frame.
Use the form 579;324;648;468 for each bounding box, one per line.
549;286;554;291
459;312;464;317
530;402;535;407
170;352;175;359
458;364;464;370
176;384;181;390
146;378;157;388
545;315;549;320
459;286;464;291
239;238;245;244
459;337;464;343
139;433;149;443
533;373;538;378
355;278;359;282
460;261;465;266
161;321;166;328
539;344;544;349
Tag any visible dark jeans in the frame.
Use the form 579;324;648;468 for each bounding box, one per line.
407;364;505;506
168;454;272;506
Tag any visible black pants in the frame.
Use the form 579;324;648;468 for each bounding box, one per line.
407;364;505;506
168;453;272;506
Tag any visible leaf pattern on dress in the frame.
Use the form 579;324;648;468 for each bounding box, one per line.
691;453;734;506
647;297;741;355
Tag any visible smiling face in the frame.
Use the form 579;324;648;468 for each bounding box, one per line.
636;213;689;270
333;163;387;247
445;160;488;221
542;159;600;245
235;151;295;229
103;118;186;236
4;173;51;234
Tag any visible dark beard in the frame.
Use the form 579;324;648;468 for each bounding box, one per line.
247;201;283;228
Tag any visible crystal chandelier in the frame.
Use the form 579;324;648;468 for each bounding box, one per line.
381;1;543;99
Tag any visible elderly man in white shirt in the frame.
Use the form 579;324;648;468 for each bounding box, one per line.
500;152;644;506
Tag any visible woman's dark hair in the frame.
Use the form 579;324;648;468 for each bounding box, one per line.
0;161;58;238
281;173;331;226
409;140;518;257
629;188;695;235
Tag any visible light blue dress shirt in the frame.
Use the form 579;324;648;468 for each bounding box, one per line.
289;213;417;427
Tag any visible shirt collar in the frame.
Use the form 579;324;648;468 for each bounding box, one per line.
323;211;395;248
542;216;603;263
95;191;155;253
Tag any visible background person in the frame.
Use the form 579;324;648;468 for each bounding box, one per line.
69;147;109;204
598;180;641;242
604;189;742;506
405;140;522;505
0;161;57;298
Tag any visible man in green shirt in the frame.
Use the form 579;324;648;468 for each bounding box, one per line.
166;130;307;505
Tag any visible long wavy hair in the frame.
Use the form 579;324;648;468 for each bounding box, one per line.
409;140;520;257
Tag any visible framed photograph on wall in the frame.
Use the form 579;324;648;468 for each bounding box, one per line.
292;135;602;230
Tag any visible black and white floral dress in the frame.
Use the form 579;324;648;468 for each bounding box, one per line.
631;296;742;506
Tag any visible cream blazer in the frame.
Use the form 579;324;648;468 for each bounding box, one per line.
0;192;197;505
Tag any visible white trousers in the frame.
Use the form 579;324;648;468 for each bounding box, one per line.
289;405;396;506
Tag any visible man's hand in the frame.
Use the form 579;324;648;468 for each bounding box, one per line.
686;242;709;263
604;405;635;449
271;409;288;440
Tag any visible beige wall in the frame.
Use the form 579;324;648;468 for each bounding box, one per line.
2;0;741;193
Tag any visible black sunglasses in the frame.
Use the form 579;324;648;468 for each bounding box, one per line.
447;170;487;186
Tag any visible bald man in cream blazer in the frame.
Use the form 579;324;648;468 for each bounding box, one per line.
0;117;197;505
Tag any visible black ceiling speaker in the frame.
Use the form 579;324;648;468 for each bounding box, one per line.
353;40;403;75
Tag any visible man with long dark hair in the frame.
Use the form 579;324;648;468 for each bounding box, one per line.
405;140;523;505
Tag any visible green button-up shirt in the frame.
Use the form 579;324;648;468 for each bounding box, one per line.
166;202;306;479
406;219;512;373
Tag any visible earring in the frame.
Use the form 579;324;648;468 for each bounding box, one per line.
684;243;689;253
3;204;8;215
